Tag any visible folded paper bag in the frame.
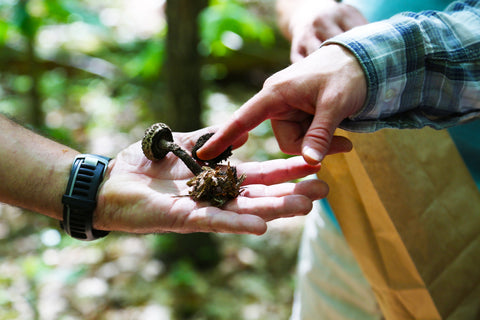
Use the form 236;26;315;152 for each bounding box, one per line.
318;128;480;319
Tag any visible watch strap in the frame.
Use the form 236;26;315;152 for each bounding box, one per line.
61;154;111;241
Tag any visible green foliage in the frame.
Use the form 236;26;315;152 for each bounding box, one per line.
14;0;38;38
200;0;275;57
0;1;300;319
122;38;165;80
0;20;8;44
43;0;104;26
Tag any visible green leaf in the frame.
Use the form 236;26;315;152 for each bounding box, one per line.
200;0;275;57
44;0;104;27
123;40;165;79
0;20;9;44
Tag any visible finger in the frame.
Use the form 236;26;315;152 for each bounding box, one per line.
305;31;322;56
231;132;249;150
291;36;322;62
271;120;302;154
241;179;329;201
180;207;268;235
339;5;369;30
225;194;314;222
291;44;308;63
314;23;343;42
271;116;312;155
237;156;321;185
196;91;277;160
301;102;347;164
174;126;216;147
272;119;352;157
174;127;248;159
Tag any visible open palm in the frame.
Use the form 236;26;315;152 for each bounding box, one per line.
94;127;328;235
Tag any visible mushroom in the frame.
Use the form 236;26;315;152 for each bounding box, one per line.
141;122;245;207
141;122;203;175
191;132;233;168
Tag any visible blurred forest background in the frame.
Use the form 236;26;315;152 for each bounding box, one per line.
0;0;310;319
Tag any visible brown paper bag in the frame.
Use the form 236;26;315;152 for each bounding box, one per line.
318;128;480;319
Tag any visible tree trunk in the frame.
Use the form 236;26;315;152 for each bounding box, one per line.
165;0;208;132
162;7;221;319
18;0;43;128
26;37;43;128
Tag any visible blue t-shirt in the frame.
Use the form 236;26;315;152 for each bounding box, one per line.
343;0;452;21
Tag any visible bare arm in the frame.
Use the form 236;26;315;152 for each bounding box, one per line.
0;115;328;235
0;115;78;220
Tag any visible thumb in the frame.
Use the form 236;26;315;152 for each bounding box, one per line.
301;111;344;165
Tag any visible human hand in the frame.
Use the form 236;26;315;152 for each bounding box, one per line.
94;127;327;235
287;0;367;62
197;45;367;166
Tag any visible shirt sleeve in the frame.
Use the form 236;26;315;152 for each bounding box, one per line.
323;0;480;132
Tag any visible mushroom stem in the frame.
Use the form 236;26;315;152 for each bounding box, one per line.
160;140;203;175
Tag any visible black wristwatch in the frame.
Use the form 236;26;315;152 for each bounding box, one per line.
61;154;111;241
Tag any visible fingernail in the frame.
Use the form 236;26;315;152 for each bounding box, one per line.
302;146;323;164
195;146;208;160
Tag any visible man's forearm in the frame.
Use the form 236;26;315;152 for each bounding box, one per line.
0;115;79;219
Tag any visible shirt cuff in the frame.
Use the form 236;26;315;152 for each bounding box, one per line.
322;19;425;122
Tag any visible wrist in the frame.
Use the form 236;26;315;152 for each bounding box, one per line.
320;43;367;117
91;157;115;231
61;154;111;241
50;151;81;217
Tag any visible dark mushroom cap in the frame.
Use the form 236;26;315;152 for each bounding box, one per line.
142;123;174;161
191;132;232;167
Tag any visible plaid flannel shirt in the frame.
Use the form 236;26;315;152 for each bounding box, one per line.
325;0;480;132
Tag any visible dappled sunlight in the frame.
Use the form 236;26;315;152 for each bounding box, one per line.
0;0;306;319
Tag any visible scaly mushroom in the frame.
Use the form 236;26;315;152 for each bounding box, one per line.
142;122;203;176
141;122;245;207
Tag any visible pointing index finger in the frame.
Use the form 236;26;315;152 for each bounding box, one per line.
196;91;273;160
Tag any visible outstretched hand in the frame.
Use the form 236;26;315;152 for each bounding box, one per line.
94;127;327;235
197;45;367;166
